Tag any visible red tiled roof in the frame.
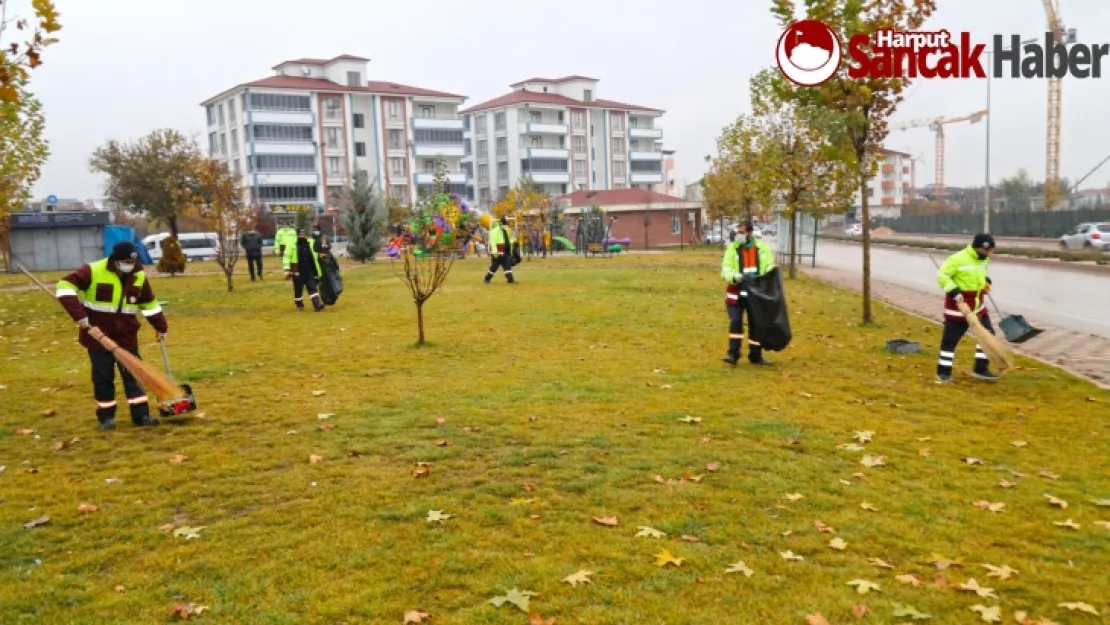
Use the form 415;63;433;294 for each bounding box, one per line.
460;90;662;114
509;75;598;87
236;75;463;98
271;54;370;69
557;189;690;206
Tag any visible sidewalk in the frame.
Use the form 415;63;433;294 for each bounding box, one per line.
802;265;1110;389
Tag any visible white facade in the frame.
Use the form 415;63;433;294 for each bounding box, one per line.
848;149;914;220
200;55;467;217
460;77;665;210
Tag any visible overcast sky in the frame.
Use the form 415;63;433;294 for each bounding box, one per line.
14;0;1110;199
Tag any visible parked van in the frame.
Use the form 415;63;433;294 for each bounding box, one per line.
143;232;221;262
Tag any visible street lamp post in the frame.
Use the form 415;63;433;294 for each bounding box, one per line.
984;38;1037;234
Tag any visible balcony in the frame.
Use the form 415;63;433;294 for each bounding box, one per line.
882;164;895;174
254;172;318;186
519;122;568;135
527;171;570;184
411;115;465;131
413;143;467;157
415;171;468;185
628;127;663;140
249;110;314;125
882;180;895;190
882;197;895;206
524;148;570;159
630;172;663;184
629;150;663;161
252;141;315;156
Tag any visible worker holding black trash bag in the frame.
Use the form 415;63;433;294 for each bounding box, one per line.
284;228;326;312
935;234;1000;383
720;222;781;366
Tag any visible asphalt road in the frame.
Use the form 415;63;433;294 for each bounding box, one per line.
876;232;1061;250
815;240;1110;339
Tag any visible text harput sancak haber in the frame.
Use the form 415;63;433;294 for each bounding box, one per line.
847;31;1108;79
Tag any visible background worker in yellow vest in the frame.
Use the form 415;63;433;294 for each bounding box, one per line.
55;242;168;430
720;222;775;366
935;234;999;383
284;228;326;311
484;216;516;284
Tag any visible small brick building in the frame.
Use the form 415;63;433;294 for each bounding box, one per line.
556;189;704;249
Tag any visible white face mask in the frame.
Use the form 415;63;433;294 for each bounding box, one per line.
118;262;136;274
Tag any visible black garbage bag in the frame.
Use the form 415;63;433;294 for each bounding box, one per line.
746;266;792;351
318;255;343;306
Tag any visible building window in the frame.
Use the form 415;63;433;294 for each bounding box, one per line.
248;93;311;111
496;162;508;182
494;111;506;131
629;117;639;128
206;106;215;125
390;185;409;203
230;129;239;154
387;129;404;150
477;164;489;182
228;100;237;123
387;100;401;121
255;186;318;201
325;127;341;149
572;136;586;154
322;97;342;120
327;157;343;176
613;161;625;177
251;124;313;142
353;113;364;128
476;114;487;134
413;129;464;145
219;132;227;155
583;89;593;102
479;188;491;206
671;213;681;234
611;114;624;131
355;142;366;157
530;111;542;123
251;155;315;172
574;159;586;177
572;111;585;130
530;136;542;148
495;137;507;157
217;104;225;125
477;139;487;156
208;132;218;155
347;71;362;86
631;140;640;151
611;138;625;155
231;159;240;174
419;105;435;118
389;157;407;176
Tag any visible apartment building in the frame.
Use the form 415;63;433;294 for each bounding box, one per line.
460;76;665;210
848;148;914;220
199;54;467;215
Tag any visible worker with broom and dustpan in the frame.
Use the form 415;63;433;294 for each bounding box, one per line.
935;234;1012;383
53;242;170;430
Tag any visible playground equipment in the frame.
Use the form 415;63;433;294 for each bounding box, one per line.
387;194;477;258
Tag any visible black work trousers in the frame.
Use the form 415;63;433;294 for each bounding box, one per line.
485;254;514;283
293;272;321;306
89;349;150;424
937;315;995;376
726;299;764;363
246;253;263;280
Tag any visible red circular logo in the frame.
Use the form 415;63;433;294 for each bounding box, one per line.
776;20;842;87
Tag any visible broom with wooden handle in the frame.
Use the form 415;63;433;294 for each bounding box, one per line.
17;263;186;402
927;255;1014;373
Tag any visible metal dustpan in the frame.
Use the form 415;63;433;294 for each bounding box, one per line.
990;295;1043;344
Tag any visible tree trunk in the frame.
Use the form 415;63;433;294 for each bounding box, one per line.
225;269;234;292
859;170;873;324
788;211;798;280
168;215;179;238
416;301;425;345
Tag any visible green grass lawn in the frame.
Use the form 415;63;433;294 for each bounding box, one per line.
1;252;1108;624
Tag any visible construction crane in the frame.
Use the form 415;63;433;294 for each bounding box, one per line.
1042;0;1076;210
888;109;988;200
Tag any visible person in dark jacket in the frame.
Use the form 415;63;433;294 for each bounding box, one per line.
240;230;264;281
54;242;168;430
284;228;325;312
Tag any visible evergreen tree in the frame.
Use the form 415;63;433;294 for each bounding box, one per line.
157;235;187;275
341;174;385;262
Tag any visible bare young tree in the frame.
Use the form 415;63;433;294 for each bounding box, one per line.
189;154;249;292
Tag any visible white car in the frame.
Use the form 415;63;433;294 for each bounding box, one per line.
845;224;863;236
143;232;221;262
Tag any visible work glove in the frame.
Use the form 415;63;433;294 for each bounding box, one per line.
77;318;90;329
157;332;167;341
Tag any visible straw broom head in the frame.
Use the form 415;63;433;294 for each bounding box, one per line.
958;301;1014;372
89;329;184;402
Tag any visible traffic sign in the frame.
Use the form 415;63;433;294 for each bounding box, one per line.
46;195;58;205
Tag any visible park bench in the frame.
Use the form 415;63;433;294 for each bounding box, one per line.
585;243;612;258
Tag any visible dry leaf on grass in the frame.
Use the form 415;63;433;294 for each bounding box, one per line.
895;574;922;587
837;443;866;451
654;550;683;567
170;603;209;620
1053;519;1081;529
529;615;555;625
927;553;964;570
172;526;204;540
998;480;1017;489
853;431;874;443
14;428;35;436
169;455;189;464
974;501;1006;513
678;416;701;424
868;557;894;570
1058;602;1099;616
563;570;592;587
311;390;326;397
77;503;98;514
308;454;323;464
918;448;932;457
981;564;1017;580
426;510;451;524
706;462;720;472
860;455;887;468
814;519;835;534
846;579;881;594
805;613;831;625
435;417;445;425
635;526;665;539
1011;440;1028;447
1039;470;1060;480
969;605;1001;622
41;409;56;417
860;502;878;512
318;424;337;432
680;535;699;543
22;516;50;529
403;610;430;624
488;589;536;613
963;457;985;466
1043;494;1068;509
592;516;618;527
725;561;753;577
411;467;431;478
779;550;804;562
957;578;997;599
852;604;872;620
113;585;126;592
784;493;804;501
829;537;848;550
891;603;932;620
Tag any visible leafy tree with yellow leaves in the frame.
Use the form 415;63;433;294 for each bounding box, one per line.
0;79;47;268
768;0;937;322
188;155;249;291
0;0;61;104
749;69;854;279
702;115;768;246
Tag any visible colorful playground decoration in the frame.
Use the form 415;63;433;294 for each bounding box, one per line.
387;194;483;258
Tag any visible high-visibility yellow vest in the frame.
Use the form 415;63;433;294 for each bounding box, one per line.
56;258;161;317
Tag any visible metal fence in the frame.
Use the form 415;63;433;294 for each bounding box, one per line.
877;209;1110;238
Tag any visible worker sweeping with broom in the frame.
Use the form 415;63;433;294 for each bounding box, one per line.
54;242;168;430
935;234;1001;383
